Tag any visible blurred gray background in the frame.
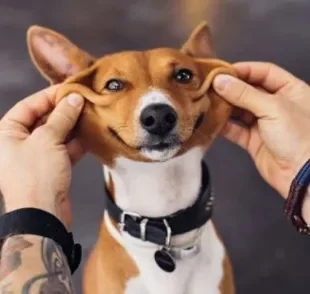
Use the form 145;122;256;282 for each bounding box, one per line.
1;0;310;293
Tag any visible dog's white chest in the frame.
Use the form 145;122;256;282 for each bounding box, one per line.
104;148;225;294
121;222;224;294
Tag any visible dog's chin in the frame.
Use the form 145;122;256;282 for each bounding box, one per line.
140;144;181;162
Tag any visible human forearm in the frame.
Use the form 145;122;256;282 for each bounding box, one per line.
0;235;74;294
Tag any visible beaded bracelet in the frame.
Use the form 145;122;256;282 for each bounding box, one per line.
284;159;310;235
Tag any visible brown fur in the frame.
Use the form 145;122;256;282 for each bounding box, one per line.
27;21;235;293
83;221;139;294
220;254;235;294
215;230;235;294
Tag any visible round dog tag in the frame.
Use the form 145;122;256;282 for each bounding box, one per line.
154;248;176;273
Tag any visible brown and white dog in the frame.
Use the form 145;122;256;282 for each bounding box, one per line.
27;22;236;294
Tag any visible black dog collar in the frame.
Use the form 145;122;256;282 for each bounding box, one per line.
105;161;214;247
0;208;81;274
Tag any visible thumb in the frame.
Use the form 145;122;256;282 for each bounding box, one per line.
45;93;84;143
213;74;273;117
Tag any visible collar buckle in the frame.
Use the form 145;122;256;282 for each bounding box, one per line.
119;211;141;232
119;212;172;247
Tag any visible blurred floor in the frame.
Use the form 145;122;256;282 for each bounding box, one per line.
1;0;310;293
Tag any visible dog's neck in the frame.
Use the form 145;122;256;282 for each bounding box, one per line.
103;147;204;218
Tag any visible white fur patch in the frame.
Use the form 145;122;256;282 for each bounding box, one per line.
124;276;147;294
103;166;110;185
103;147;225;294
137;88;173;114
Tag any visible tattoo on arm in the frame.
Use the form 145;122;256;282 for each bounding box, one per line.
0;236;32;281
0;282;13;294
22;238;74;294
0;235;75;294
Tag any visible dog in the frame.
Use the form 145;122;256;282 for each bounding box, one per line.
27;21;236;294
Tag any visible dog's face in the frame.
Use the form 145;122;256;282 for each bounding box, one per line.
27;22;235;165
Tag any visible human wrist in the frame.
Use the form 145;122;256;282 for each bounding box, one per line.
284;158;310;234
0;208;80;274
4;198;60;219
3;190;65;227
277;153;310;199
292;153;310;223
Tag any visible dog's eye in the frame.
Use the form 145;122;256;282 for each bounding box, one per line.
173;68;193;84
105;79;124;91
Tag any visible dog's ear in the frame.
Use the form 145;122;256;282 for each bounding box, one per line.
181;21;215;58
194;58;236;94
181;21;235;91
27;25;95;84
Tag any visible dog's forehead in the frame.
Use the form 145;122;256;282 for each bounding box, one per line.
94;48;195;74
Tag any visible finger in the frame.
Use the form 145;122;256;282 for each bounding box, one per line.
64;127;79;145
233;62;300;94
1;85;60;132
44;93;84;143
66;138;86;165
231;107;256;126
213;74;274;117
221;121;250;150
230;86;268;126
30;113;50;131
256;86;269;94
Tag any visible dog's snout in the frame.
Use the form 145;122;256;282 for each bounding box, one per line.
140;104;177;136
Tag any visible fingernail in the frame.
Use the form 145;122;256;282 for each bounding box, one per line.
213;74;235;91
67;93;84;108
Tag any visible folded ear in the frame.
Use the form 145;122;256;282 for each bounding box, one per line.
181;21;215;58
193;58;236;96
196;58;236;78
27;25;95;84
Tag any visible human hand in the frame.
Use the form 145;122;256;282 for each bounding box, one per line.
0;86;85;229
212;62;310;221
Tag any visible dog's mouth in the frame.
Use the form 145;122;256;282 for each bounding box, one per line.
108;113;204;154
108;127;180;151
108;127;135;149
141;142;176;151
139;138;181;153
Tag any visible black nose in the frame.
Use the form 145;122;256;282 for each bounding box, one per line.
140;104;177;136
